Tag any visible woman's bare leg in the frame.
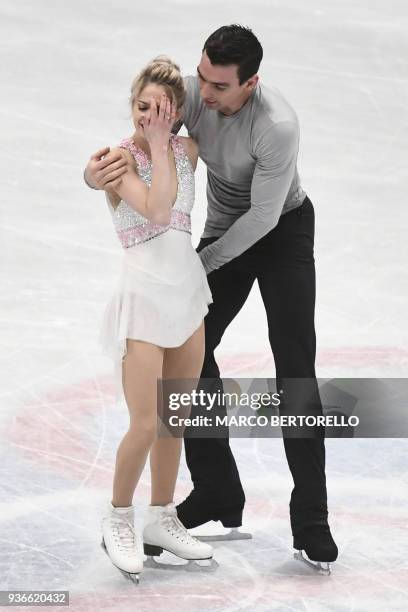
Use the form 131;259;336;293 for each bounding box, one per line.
111;339;164;508
150;322;205;506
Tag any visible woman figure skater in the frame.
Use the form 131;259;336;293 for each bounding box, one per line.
97;56;214;581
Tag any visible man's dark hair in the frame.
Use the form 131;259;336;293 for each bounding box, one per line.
203;25;263;85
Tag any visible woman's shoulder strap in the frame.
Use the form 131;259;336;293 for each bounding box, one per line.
119;137;149;169
170;134;190;160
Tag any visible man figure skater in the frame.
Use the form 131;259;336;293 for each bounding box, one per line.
85;25;338;571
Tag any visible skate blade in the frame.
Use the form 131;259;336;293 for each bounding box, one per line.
144;556;219;573
293;550;332;575
119;569;141;583
100;540;141;584
196;528;252;542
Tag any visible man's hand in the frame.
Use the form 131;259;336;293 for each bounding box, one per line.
84;146;128;190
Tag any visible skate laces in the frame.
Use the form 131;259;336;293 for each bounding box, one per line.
110;513;138;554
161;513;200;546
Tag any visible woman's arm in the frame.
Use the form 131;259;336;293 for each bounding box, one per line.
109;148;171;225
105;178;122;210
109;95;177;225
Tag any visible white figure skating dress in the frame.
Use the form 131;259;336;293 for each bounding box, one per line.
99;134;212;366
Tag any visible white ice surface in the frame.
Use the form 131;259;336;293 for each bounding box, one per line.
0;1;407;610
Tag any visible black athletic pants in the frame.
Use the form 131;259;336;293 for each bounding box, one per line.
184;196;328;536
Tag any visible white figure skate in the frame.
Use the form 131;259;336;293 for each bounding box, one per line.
143;503;218;572
101;502;143;583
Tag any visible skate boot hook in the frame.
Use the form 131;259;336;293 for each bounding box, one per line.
143;503;218;572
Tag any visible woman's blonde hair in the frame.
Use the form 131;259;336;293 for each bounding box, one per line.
130;55;185;110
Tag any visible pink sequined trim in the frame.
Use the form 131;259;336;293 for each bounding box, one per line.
117;209;191;248
171;209;191;233
119;134;181;170
169;134;184;156
119;138;150;169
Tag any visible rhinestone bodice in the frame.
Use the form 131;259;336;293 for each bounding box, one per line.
109;134;195;248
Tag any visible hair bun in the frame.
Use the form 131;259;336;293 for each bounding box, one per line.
129;55;186;110
150;55;180;73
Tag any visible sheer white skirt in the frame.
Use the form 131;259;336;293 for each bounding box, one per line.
99;229;213;366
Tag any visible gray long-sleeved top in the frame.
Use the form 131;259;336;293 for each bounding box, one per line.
176;75;306;274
